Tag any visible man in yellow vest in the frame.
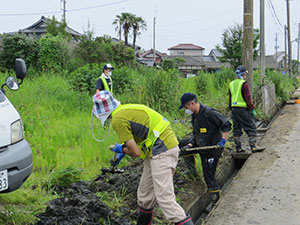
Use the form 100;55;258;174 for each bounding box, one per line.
96;64;114;93
92;90;194;225
229;65;265;153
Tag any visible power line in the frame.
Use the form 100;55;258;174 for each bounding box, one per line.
267;0;284;33
0;0;130;17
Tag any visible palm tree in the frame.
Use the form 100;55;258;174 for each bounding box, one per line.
113;12;134;47
132;16;147;50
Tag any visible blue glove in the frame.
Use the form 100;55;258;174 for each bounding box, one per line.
111;144;124;154
218;138;227;149
110;153;125;167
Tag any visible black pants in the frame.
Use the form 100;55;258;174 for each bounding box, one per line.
199;148;222;191
231;107;257;137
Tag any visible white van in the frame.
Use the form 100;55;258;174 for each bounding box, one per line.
0;59;33;193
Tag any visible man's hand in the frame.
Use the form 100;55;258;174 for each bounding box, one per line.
218;138;227;149
110;153;125;167
111;144;124;154
251;109;256;118
180;144;192;156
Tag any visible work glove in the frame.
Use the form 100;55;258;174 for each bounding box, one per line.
110;153;125;167
218;138;227;149
111;144;124;154
251;109;256;118
180;145;191;156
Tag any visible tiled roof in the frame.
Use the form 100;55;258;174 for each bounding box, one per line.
168;43;205;50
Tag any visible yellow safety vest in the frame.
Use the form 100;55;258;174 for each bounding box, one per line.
229;79;247;108
112;104;170;160
100;76;113;94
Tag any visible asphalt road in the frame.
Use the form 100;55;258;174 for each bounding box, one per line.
205;89;300;225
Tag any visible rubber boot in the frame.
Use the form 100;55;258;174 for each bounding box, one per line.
209;189;221;203
137;207;153;225
249;136;265;153
233;136;245;153
175;214;194;225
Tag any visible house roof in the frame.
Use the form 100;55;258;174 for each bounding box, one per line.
140;49;167;58
168;43;205;51
209;49;223;58
18;16;82;37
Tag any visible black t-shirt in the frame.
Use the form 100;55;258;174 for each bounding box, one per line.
96;76;112;91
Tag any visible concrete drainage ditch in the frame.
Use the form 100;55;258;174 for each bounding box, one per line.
188;104;283;225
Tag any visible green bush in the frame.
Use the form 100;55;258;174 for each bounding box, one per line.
38;34;71;72
69;63;101;94
0;33;39;70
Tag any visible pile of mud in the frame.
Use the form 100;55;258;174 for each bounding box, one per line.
35;152;232;225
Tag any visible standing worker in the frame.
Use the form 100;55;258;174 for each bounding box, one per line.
96;64;114;93
229;65;265;153
93;90;194;225
178;93;231;202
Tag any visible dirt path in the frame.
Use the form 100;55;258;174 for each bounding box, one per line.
205;89;300;225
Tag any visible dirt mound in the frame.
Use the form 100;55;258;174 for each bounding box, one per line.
35;152;232;224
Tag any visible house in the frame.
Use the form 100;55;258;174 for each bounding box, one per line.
9;16;82;42
137;49;167;66
253;51;285;71
168;43;205;56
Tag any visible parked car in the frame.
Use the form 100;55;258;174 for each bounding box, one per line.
0;58;33;193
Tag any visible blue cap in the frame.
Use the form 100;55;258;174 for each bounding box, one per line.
103;64;114;70
235;65;247;77
179;93;197;109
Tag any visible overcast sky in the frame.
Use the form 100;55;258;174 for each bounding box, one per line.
1;0;300;59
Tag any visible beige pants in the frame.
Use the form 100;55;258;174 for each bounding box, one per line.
137;146;186;223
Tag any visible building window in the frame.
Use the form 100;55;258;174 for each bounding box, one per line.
177;52;184;56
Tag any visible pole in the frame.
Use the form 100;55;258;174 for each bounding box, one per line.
62;0;66;23
260;0;265;78
297;23;300;63
275;33;279;70
153;17;156;66
243;0;254;96
286;0;292;77
284;25;288;75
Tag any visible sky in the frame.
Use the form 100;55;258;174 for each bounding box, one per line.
1;0;300;59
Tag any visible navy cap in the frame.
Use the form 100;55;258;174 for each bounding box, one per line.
103;64;114;70
235;65;247;76
179;93;197;109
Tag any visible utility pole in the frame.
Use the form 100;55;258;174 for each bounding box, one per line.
286;0;292;77
260;0;265;78
284;25;288;75
61;0;66;23
297;23;300;64
275;33;280;71
243;0;254;96
153;16;156;66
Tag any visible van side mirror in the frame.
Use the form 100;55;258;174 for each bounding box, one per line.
15;58;27;84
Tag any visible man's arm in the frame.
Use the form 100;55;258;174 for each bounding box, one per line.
123;139;141;157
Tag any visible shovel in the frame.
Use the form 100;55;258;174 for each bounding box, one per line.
101;145;125;174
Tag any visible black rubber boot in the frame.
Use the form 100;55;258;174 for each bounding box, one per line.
175;214;194;225
249;136;265;153
137;207;153;225
233;136;245;153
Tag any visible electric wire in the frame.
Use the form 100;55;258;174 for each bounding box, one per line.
0;0;130;16
267;0;284;34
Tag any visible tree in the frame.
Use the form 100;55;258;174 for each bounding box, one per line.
216;24;259;69
113;13;134;47
46;16;70;39
0;33;39;69
131;16;147;50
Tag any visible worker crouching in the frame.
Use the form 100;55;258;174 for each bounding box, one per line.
93;90;194;225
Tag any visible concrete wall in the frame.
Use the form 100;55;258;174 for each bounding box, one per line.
261;84;276;115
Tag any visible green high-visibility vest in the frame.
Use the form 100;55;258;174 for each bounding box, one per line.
112;104;170;160
100;76;113;93
229;79;247;107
